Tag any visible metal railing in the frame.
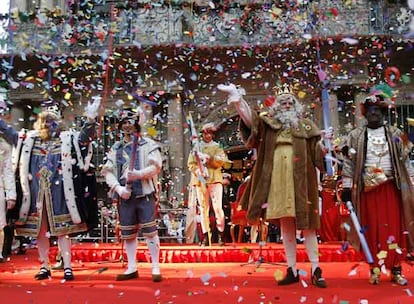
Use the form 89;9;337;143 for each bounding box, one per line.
75;199;188;243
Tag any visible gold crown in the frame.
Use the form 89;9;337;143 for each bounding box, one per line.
273;83;294;96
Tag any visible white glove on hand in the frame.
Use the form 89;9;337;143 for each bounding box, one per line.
217;83;245;104
124;169;142;182
115;185;131;200
322;126;334;141
197;152;210;164
84;96;101;120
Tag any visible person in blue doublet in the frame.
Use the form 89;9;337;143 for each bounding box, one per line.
101;108;163;282
0;99;100;281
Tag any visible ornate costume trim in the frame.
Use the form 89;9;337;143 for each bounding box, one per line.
12;130;26;174
18;130;36;222
60;131;82;224
71;131;85;171
18;130;82;224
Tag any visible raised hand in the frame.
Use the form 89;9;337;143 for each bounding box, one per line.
217;83;245;104
84;96;101;120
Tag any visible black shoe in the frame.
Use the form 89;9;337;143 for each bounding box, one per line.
278;267;299;286
200;233;210;247
152;273;162;282
63;268;74;281
218;232;225;246
116;270;138;281
391;266;408;286
311;267;327;288
35;267;51;280
17;248;26;255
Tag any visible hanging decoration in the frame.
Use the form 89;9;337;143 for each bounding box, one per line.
384;66;401;87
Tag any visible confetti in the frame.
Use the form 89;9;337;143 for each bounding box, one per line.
186;270;194;278
301;279;308;288
348;268;358;276
376;250;388;260
200;272;211;283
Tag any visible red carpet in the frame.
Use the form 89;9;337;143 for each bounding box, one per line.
1;244;414;303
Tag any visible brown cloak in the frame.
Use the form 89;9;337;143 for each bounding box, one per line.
239;111;325;230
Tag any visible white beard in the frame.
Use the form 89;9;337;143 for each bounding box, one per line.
274;110;300;129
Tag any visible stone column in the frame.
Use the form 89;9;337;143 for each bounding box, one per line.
326;92;340;135
9;106;26;130
167;94;185;207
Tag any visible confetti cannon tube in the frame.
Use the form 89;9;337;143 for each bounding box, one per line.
322;88;334;176
346;201;374;264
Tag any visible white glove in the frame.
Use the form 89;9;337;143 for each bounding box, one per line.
197;152;210;164
321;127;334;141
115;185;131;200
84;96;101;120
217;83;245;104
124;169;143;182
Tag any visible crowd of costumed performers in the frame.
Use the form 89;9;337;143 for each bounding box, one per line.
1;82;414;287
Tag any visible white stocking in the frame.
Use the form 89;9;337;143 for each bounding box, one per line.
146;235;160;274
124;238;137;274
37;211;50;268
250;225;258;243
302;229;319;274
280;217;297;274
57;236;72;269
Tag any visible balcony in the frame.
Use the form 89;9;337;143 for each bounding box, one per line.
0;0;411;55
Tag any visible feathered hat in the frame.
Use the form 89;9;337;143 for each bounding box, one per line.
119;107;145;125
360;84;394;116
201;122;217;133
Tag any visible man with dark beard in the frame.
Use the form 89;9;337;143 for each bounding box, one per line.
0;99;100;281
218;83;328;288
341;92;414;285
